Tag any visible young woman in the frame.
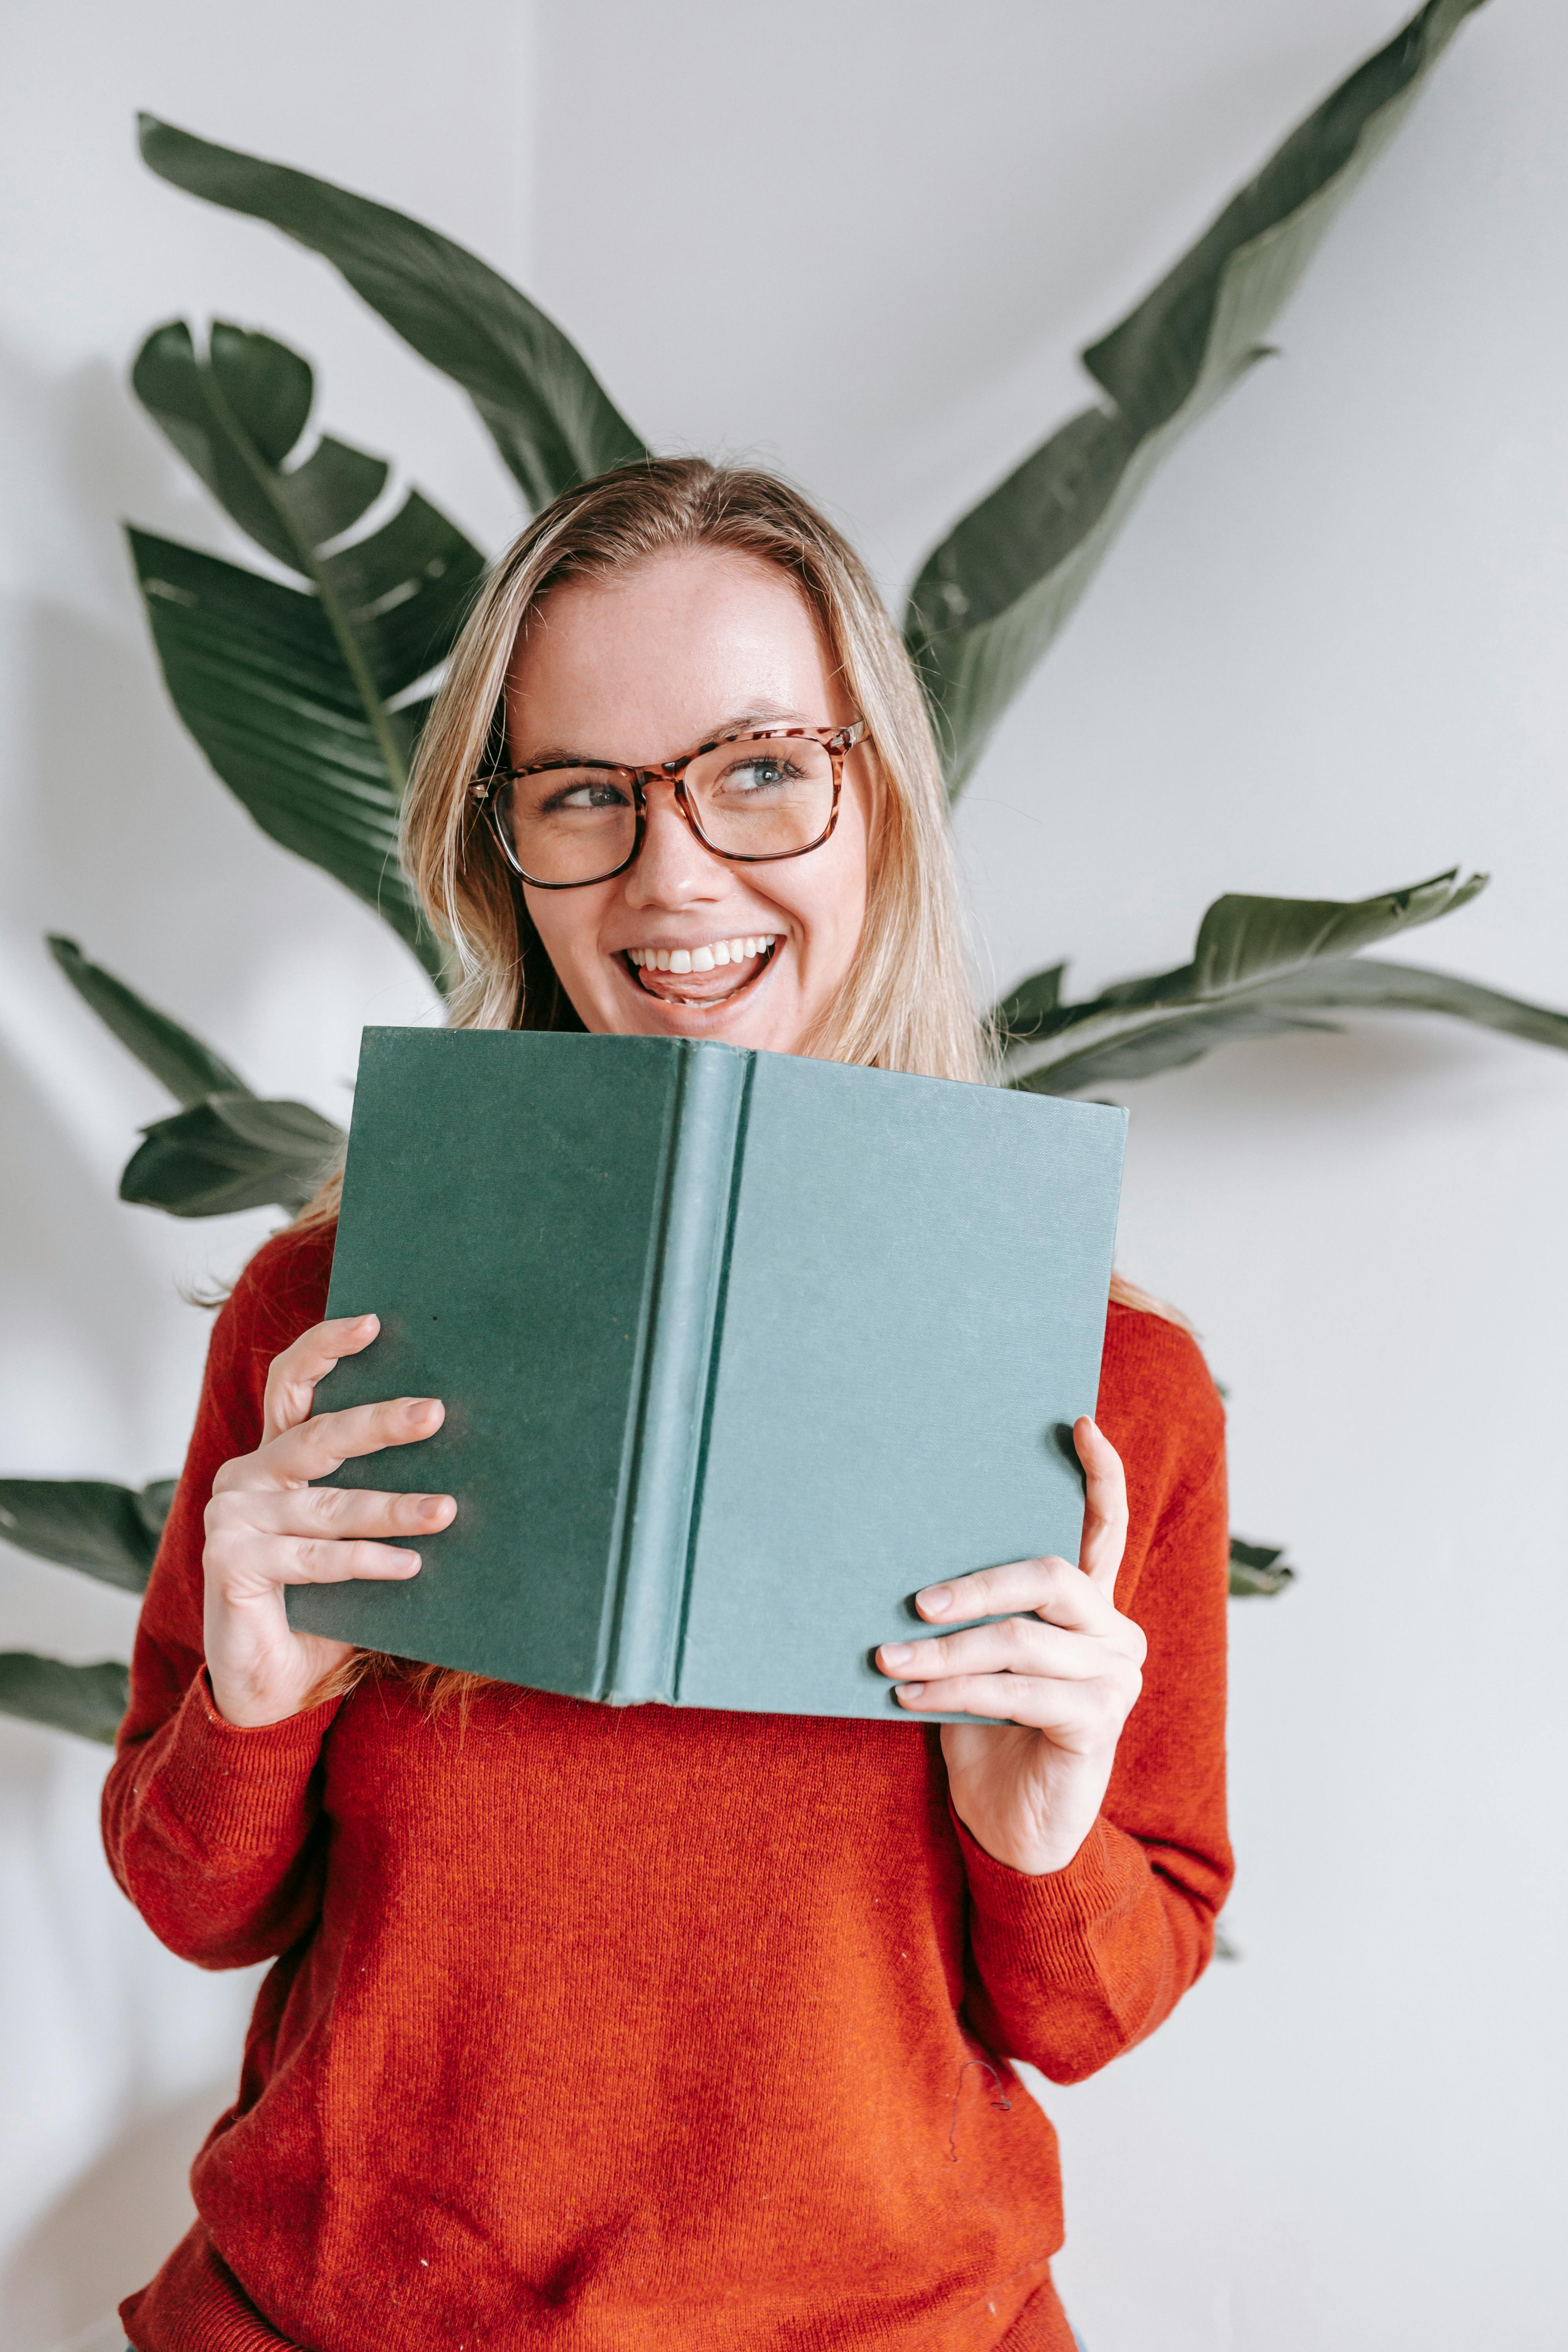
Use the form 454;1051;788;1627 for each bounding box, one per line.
107;459;1231;2352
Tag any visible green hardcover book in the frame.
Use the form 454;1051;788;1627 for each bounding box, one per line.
290;1030;1126;1718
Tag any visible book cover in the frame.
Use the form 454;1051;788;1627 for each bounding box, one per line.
290;1029;1126;1719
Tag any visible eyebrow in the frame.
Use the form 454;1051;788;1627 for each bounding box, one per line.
519;704;819;766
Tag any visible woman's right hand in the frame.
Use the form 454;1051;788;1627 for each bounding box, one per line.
202;1314;454;1728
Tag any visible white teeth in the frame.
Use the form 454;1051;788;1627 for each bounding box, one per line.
627;935;777;974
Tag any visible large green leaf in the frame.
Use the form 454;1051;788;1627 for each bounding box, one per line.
0;1476;173;1593
137;115;649;510
319;491;490;704
0;1654;129;1745
998;870;1483;1045
121;1093;345;1218
134;319;383;573
907;0;1491;793
48;935;249;1105
998;869;1568;1094
133;319;487;697
129;527;434;972
129;321;486;978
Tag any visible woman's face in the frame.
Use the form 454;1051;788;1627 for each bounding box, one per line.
506;547;875;1056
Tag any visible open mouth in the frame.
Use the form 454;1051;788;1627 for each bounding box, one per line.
621;933;778;1007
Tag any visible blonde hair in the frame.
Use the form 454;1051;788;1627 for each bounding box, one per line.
299;457;1172;1708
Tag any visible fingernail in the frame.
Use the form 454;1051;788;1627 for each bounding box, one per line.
919;1585;953;1615
895;1683;925;1701
391;1550;421;1569
881;1643;914;1669
356;1314;378;1330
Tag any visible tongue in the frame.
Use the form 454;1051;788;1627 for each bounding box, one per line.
637;964;752;1003
635;946;771;1003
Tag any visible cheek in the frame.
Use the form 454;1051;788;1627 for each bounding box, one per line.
770;836;866;967
524;891;606;982
816;797;873;958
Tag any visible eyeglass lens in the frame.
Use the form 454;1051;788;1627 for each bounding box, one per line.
498;734;836;885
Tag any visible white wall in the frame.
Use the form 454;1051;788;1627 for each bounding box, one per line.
3;3;1565;2347
0;7;511;2344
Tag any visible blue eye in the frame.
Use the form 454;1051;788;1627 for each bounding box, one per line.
725;756;799;793
547;777;632;813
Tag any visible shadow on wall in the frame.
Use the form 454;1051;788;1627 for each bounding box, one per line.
0;2079;223;2352
0;1038;178;1413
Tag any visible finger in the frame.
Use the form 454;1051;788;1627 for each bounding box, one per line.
890;1672;1091;1730
878;1617;1102;1685
262;1315;383;1444
914;1554;1114;1635
211;1533;426;1592
252;1396;445;1491
215;1485;456;1541
1074;1417;1129;1597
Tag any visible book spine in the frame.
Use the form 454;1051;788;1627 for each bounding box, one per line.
602;1045;750;1701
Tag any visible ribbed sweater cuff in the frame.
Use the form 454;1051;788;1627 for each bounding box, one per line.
154;1668;341;1856
953;1806;1144;1959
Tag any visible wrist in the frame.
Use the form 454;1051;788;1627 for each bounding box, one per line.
946;1742;1116;1876
201;1664;344;1737
206;1659;322;1730
951;1806;1091;1878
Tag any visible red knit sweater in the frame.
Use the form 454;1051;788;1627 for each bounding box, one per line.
105;1222;1231;2352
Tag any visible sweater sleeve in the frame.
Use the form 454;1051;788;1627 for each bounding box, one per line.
957;1303;1234;2084
102;1223;343;1970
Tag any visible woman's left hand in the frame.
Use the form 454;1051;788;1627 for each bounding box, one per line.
875;1417;1143;1876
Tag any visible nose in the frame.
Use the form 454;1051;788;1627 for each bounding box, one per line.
622;778;728;909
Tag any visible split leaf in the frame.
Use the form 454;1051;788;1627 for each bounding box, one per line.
129;319;486;978
138;115;648;509
129;527;437;975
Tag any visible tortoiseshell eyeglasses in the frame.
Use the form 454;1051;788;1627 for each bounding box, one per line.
470;718;869;890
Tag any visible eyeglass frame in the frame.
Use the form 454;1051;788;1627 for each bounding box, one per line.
469;717;870;890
